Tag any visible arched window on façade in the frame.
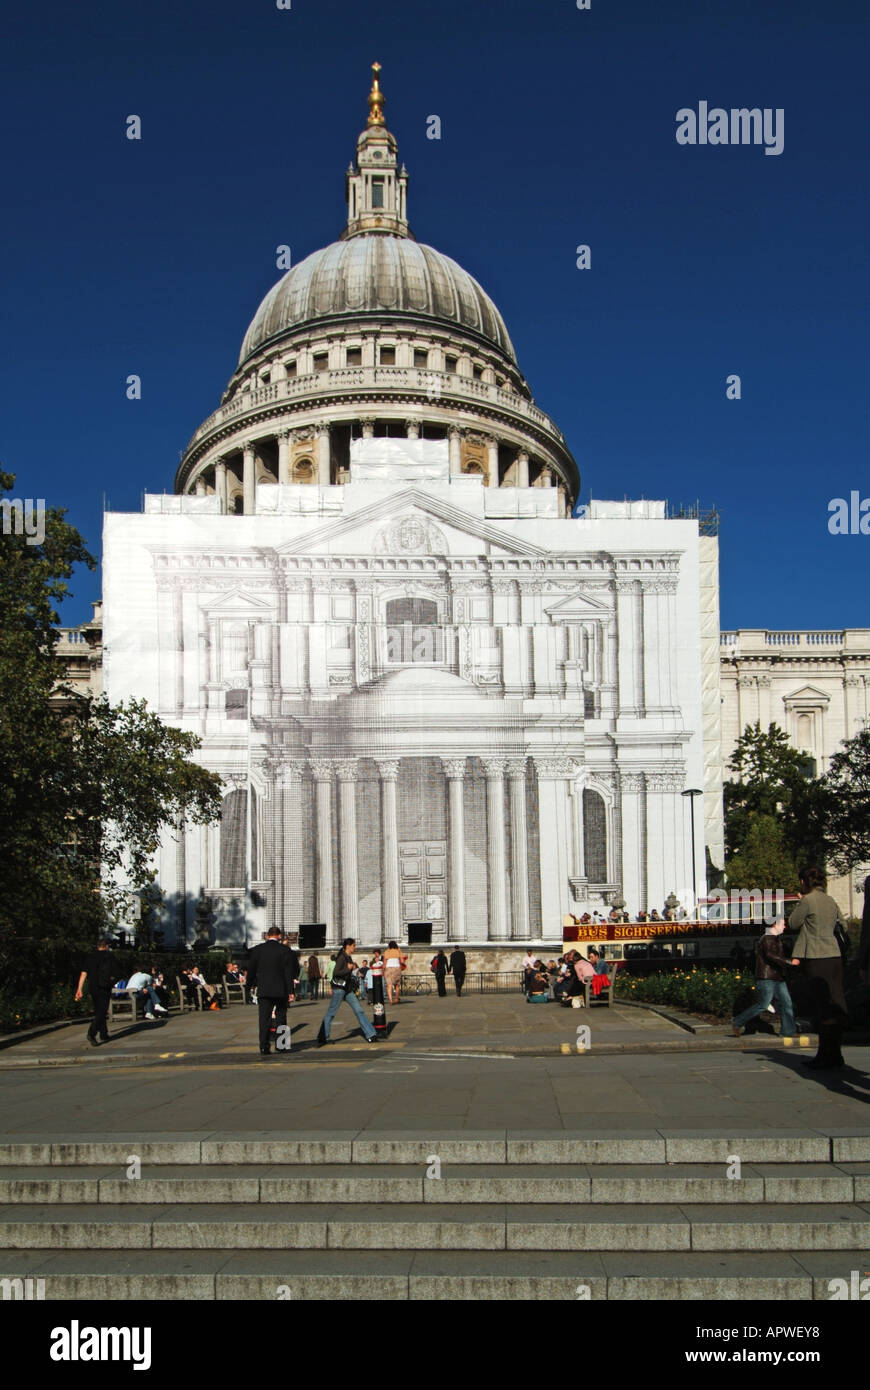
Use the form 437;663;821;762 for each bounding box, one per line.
583;788;608;884
384;596;443;665
219;787;258;889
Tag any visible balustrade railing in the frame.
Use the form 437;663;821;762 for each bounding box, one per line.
720;630;845;652
182;367;568;458
398;972;525;995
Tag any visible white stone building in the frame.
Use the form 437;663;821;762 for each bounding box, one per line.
102;67;722;947
720;628;870;915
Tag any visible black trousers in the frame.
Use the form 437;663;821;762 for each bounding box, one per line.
258;996;288;1051
435;973;447;997
88;990;111;1041
805;958;847;1064
453;973;465;996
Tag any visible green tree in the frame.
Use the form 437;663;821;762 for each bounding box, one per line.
823;727;870;875
724;813;800;893
0;469;222;938
724;722;827;868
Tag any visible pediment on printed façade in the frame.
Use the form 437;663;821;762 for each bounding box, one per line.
544;589;611;621
271;489;551;560
200;590;274;614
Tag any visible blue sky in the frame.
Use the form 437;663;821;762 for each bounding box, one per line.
2;0;868;629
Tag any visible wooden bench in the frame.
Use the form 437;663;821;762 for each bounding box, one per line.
176;975;209;1011
176;975;226;1010
579;963;617;1009
221;976;247;1005
108;989;146;1024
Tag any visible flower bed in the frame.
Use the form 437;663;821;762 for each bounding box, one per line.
614;967;756;1018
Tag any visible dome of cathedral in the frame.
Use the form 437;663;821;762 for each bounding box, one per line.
175;63;578;510
238;236;517;368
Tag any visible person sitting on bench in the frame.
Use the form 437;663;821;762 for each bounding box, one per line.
556;951;594;1004
553;953;578;1002
126;968;168;1020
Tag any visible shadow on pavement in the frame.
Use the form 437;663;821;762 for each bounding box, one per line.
743;1044;870;1104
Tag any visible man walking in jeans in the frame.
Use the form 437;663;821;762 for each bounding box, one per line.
75;938;122;1047
732;918;796;1039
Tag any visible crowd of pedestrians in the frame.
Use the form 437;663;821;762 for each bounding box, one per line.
74;864;867;1064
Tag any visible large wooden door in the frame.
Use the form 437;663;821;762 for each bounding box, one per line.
398;840;447;935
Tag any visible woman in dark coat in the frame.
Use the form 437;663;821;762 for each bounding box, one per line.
789;867;849;1069
432;949;449;997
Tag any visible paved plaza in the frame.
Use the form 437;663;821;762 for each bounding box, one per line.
1;995;867;1303
1;993;868;1137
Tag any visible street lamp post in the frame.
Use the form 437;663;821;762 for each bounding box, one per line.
244;621;256;951
682;788;704;921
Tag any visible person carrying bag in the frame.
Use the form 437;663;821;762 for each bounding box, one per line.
317;938;380;1046
789;867;849;1070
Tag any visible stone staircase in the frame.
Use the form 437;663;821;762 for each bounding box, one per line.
1;1132;868;1300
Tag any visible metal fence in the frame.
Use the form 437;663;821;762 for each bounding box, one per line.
399;972;524;996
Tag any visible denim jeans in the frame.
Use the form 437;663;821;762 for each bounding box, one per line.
733;979;795;1037
321;985;376;1041
137;984;162;1013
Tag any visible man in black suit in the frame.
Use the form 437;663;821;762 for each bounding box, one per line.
75;938;122;1046
448;946;467;997
246;927;299;1055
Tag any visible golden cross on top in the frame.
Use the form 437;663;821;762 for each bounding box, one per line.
367;61;385;126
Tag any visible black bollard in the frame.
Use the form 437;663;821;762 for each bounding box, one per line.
372;966;388;1034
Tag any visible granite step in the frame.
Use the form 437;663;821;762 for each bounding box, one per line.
2;1201;869;1251
2;1131;868;1299
0;1247;864;1299
0;1161;866;1205
1;1129;868;1166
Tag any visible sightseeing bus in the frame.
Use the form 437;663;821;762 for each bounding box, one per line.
562;895;801;966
